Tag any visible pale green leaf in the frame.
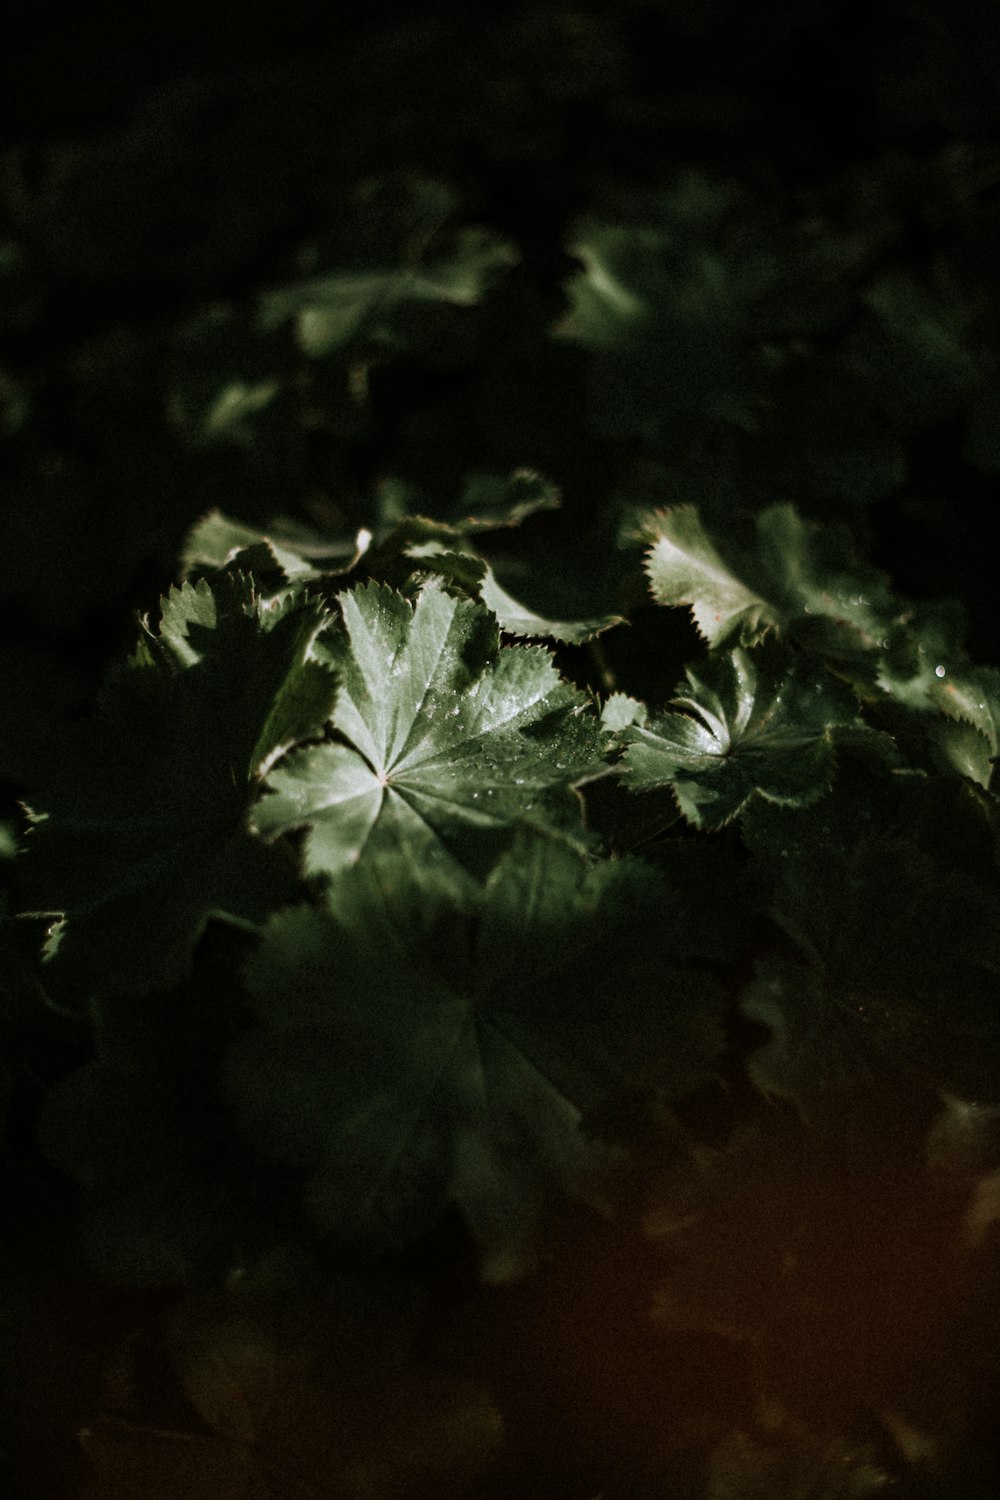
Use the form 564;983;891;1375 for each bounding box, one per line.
644;506;775;646
622;646;870;828
601;693;648;732
251;580;603;882
643;503;901;654
863;604;1000;788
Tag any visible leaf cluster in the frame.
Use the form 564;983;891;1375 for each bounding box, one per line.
4;9;1000;1496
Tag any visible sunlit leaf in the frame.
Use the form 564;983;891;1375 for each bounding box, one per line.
643;504;901;655
622;645;878;828
251;580;603;883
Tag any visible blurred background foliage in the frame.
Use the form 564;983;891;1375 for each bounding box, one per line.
2;0;999;710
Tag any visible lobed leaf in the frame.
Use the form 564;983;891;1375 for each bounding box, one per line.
622;645;876;828
225;828;724;1277
643;502;901;655
17;576;336;992
251;580;604;883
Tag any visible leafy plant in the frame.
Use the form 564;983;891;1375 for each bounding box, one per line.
7;471;1000;1488
4;8;1000;1495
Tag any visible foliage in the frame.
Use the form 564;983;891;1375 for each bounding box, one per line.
4;4;1000;1497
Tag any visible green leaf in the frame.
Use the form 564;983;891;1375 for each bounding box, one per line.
259;227;515;356
557;203;770;442
405;544;625;644
226;829;723;1277
848;266;978;431
202;379;280;444
556;180;885;460
874;600;969;712
182;511;322;580
869;605;1000;788
879;646;1000;790
925;715;998;790
477;563;625;643
935;665;1000;753
740;781;1000;1113
601;693;648;732
251;580;603;883
644;506;775;646
741;951;1000;1124
445;469;562;530
17;576;336;992
643;503;901;654
371;469;562;537
622;646;873;829
743;778;1000;988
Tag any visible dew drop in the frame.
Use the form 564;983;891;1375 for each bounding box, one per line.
935;665;946;678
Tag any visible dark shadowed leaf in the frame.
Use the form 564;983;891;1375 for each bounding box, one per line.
17;575;336;992
225;828;723;1277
